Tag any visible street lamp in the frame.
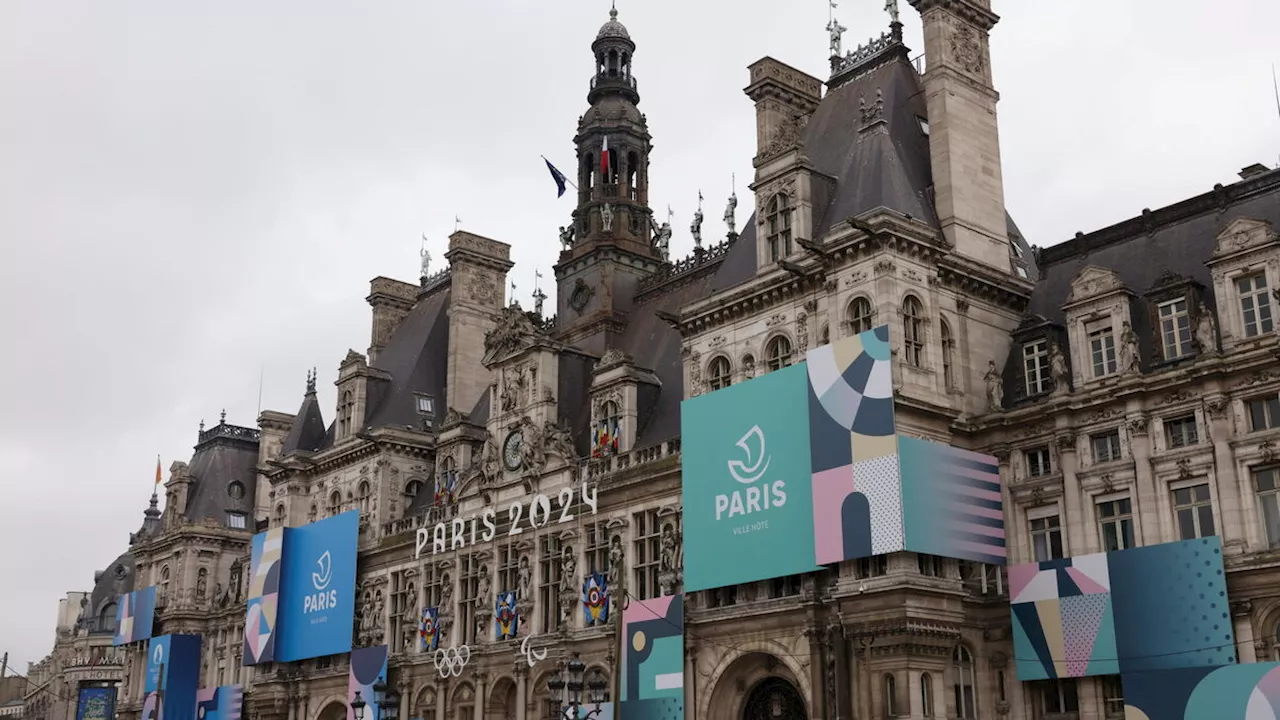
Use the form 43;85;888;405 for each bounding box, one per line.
546;653;608;720
349;692;366;720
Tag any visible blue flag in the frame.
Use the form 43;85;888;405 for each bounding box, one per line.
543;157;568;198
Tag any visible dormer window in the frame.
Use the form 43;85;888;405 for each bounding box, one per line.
1158;298;1193;359
766;194;793;261
1237;274;1274;337
765;335;793;371
1086;319;1118;378
708;356;732;391
593;401;622;458
1023;339;1050;395
338;391;354;437
415;393;436;430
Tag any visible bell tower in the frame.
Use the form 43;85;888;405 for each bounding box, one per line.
554;5;664;352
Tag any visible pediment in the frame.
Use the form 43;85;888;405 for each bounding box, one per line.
1066;265;1126;303
1214;217;1277;257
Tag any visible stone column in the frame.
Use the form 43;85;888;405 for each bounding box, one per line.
805;627;827;720
1056;435;1085;555
1127;416;1160;547
1207;398;1247;546
515;665;528;720
435;679;447;720
476;672;488;720
857;636;875;720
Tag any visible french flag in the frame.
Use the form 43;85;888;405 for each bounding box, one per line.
600;136;610;178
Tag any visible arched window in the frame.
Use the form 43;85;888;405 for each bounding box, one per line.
765;336;793;371
405;479;423;501
766;194;793;261
160;565;171;600
438;457;458;507
708;357;732;391
99;602;117;632
357;481;371;514
273;503;285;526
227;481;245;500
594;401;622;457
338;391;354;437
883;674;898;718
847;297;875;335
953;645;977;719
940;317;955;388
903;296;925;367
921;673;934;717
626;151;640;198
328;490;342;516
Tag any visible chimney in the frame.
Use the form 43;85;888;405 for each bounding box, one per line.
445;231;514;416
365;277;418;363
1239;163;1271;180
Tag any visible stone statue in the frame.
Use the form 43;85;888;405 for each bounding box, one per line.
651;218;672;261
441;574;454;608
373;592;385;642
533;288;546;317
984;360;1003;411
517;555;532;601
196;569;207;600
359;594;376;635
826;17;847;57
558;225;575;250
601;203;614;233
1119;322;1141;374
607;535;625;591
476;570;491;613
501;376;517;412
690;206;704;248
480;432;500;482
885;0;900;24
1195;310;1218;356
723;192;737;234
521;417;546;471
559;549;577;593
659;524;679;572
420;242;432;278
544;420;576;462
1050;343;1069;393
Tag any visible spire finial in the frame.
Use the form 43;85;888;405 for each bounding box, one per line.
306;368;317;395
220;408;227;424
610;0;617;19
199;418;205;434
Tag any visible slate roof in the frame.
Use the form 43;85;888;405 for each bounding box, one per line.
281;388;326;455
183;425;260;527
82;552;136;628
365;288;452;431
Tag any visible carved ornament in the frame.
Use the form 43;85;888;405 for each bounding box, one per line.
1066;266;1124;303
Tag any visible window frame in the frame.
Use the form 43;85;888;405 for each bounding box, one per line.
1025;446;1052;478
707;356;733;391
951;646;977;719
1090;429;1123;464
1158;296;1194;359
847;296;875;335
764;335;794;372
902;295;925;368
1086;320;1118;378
1096;494;1135;552
1247;395;1280;432
765;194;793;262
1171;480;1216;540
1237;272;1275;338
1023;339;1050;396
1164;414;1200;449
1254;467;1280;549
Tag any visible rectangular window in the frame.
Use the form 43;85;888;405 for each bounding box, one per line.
1238;273;1275;337
1087;320;1118;377
1037;678;1079;715
632;509;662;600
1030;514;1064;562
1255;468;1280;549
1025;447;1052;477
1101;675;1126;719
1091;430;1122;463
585;521;609;576
1024;340;1050;395
226;512;246;530
768;574;803;599
1165;415;1200;448
458;553;481;645
857;556;888;579
1173;483;1216;540
917;554;944;577
1097;497;1135;551
538;535;563;633
1248;395;1280;432
497;543;519;595
1159;297;1194;359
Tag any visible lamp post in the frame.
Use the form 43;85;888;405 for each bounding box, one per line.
547;653;608;720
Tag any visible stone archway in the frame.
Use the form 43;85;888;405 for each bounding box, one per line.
315;700;348;720
742;677;807;720
703;652;810;720
483;676;518;720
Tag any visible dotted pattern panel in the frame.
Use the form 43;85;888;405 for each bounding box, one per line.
854;455;904;555
1060;593;1111;676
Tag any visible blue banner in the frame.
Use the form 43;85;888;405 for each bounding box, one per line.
276;510;359;662
76;688;116;720
145;635;202;720
113;586;157;646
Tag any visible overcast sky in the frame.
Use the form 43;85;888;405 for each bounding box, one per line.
2;0;1278;670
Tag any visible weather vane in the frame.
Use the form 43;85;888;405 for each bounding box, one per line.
454;215;461;233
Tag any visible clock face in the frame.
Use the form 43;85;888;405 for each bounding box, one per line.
503;431;524;470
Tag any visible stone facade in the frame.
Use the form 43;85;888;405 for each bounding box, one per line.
25;6;1280;720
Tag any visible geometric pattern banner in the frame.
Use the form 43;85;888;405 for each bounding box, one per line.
620;594;683;720
1122;663;1280;719
419;607;439;653
583;573;609;626
348;646;389;720
113;586;157;646
680;325;1006;593
1011;536;1236;681
195;686;243;720
495;591;518;640
243;511;359;665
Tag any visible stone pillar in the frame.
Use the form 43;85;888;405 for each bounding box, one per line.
476;672;488;720
1207;398;1247;545
1127;416;1160;547
515;666;528;720
806;627;827;720
1057;436;1085;556
857;636;875;720
435;679;447;720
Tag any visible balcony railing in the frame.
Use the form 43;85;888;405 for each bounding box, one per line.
589;74;638;92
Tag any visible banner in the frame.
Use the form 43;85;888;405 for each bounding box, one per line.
244;511;359;665
76;688;116;720
113;586;157;646
145;635;202;720
620;594;683;720
582;573;609;626
348;646;389;720
195;686;243;720
681;325;1005;592
418;608;439;652
494;591;518;640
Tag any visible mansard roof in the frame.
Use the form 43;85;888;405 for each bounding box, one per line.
184;423;260;527
364;288;452;431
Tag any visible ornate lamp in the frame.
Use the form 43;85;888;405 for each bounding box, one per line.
381;690;400;720
566;654;586;706
586;669;608;705
349;692;366;720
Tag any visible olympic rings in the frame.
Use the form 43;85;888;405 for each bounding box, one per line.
434;645;471;678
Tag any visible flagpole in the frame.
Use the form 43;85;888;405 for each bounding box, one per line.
540;154;581;189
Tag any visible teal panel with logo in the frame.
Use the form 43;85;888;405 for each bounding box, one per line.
681;363;819;592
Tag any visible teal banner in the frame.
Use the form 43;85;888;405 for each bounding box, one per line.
681;363;819;592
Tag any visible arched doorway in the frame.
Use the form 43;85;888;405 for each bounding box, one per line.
315;700;347;720
742;678;807;720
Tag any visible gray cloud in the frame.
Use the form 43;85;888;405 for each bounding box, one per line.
1;0;1277;668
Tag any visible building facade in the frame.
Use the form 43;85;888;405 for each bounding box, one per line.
27;3;1280;720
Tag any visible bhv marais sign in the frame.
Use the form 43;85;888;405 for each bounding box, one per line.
415;482;599;558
